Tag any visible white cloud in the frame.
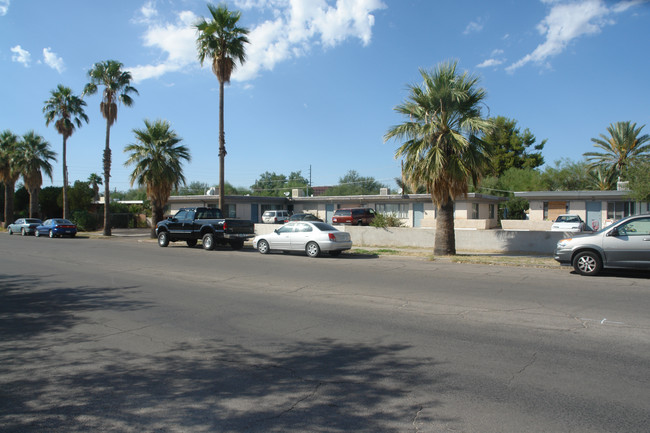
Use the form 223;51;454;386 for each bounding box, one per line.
477;58;504;68
506;0;642;73
43;47;65;73
130;0;386;83
10;45;30;67
128;9;199;82
463;18;485;35
0;0;9;16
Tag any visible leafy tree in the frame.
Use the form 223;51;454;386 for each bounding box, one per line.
83;60;138;236
43;84;89;219
176;181;211;196
16;131;56;218
0;130;21;227
627;159;650;202
584;121;650;180
124;119;190;237
68;180;94;213
88;173;102;202
586;165;616;191
540;159;592;191
196;3;250;210
39;186;63;218
250;171;309;196
385;61;492;255
323;170;386;196
483;116;545;176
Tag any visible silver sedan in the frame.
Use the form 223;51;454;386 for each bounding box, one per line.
7;218;42;236
253;221;352;257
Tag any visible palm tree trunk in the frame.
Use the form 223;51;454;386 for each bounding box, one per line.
28;187;38;218
62;136;69;219
218;79;226;212
151;202;164;239
3;180;15;228
434;199;456;255
103;120;112;236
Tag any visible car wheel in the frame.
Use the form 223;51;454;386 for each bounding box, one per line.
573;251;602;276
257;239;270;254
357;220;363;226
329;250;342;257
202;233;215;250
21;228;26;236
8;228;13;235
49;230;55;238
230;239;244;250
306;241;320;258
186;239;197;248
35;230;40;237
158;231;170;247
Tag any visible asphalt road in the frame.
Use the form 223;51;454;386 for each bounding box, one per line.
1;233;649;432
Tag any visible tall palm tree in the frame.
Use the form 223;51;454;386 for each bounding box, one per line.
0;130;21;228
88;173;102;202
384;61;493;255
16;131;56;218
195;3;249;211
584;121;650;180
83;60;138;236
124;119;190;238
43;84;89;219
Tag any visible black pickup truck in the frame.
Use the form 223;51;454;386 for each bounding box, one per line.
155;207;255;250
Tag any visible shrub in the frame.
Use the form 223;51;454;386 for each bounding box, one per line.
370;213;404;228
71;210;99;231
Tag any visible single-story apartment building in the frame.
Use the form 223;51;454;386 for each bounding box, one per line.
166;189;506;229
505;190;650;231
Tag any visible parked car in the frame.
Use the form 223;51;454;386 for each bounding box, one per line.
551;214;586;232
35;219;77;238
262;210;290;224
288;213;323;222
253;221;352;257
332;208;376;225
554;214;650;276
7;218;42;236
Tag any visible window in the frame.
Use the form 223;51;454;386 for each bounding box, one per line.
618;217;650;236
471;203;479;219
607;201;637;220
543;202;548;220
376;203;408;218
223;204;236;218
489;204;495;219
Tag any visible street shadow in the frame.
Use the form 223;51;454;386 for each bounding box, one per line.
0;273;149;341
1;336;455;432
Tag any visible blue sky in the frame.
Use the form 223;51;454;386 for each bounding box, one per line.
1;0;649;193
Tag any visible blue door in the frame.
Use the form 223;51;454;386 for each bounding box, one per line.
250;204;259;223
326;204;334;224
413;203;424;227
586;201;601;231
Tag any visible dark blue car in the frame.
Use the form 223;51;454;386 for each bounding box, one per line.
35;219;77;238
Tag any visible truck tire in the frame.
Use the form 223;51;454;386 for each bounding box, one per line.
186;239;198;248
230;239;244;250
202;233;215;250
158;231;169;247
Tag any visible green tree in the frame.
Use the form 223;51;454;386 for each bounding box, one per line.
124;119;190;238
39;186;63;218
16;131;56;218
627;159;650;202
540;159;592;191
88;173;102;202
176;181;210;196
68;180;94;213
0;130;21;227
483;116;545;176
385;61;493;255
584;121;650;180
83;60;138;236
196;3;250;211
251;171;288;196
323;170;386;196
43;84;89;219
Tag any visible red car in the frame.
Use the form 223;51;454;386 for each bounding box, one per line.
332;208;376;225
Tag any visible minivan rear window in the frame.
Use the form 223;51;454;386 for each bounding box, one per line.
334;210;351;216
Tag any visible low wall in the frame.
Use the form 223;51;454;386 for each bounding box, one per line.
253;224;569;255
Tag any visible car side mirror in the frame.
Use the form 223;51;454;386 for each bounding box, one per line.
608;228;619;237
274;229;279;234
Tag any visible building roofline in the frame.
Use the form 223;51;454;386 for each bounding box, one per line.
514;190;632;200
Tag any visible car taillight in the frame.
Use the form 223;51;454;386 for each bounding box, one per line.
328;233;336;241
223;221;228;230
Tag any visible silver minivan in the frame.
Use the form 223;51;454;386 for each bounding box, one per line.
262;210;290;224
554;214;650;275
